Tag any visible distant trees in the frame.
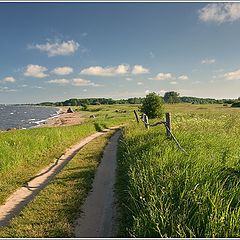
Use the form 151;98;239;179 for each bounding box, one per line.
140;92;164;119
163;91;180;104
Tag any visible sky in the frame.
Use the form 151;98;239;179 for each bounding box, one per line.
1;2;240;104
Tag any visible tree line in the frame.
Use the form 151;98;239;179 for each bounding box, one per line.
38;91;240;107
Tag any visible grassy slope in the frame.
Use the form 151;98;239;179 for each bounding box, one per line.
117;104;240;237
0;131;114;237
0;104;135;205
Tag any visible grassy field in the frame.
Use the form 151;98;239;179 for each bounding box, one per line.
0;130;114;237
117;103;240;237
0;104;135;205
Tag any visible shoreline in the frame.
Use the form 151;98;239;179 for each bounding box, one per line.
0;107;85;132
38;108;85;128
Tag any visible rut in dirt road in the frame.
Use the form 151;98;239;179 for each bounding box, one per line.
0;127;121;228
74;130;121;238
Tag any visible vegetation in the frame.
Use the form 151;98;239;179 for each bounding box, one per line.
117;104;240;237
0;131;114;237
140;92;164;119
231;102;240;108
164;91;180;103
38;95;239;107
0;109;129;205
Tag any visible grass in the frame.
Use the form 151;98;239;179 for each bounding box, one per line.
0;110;129;205
0;130;114;237
116;104;240;237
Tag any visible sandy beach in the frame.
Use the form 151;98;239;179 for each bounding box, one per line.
41;110;85;128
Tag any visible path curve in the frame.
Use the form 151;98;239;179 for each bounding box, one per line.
0;126;121;228
74;130;121;238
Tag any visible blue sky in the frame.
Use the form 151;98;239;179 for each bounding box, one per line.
1;2;240;103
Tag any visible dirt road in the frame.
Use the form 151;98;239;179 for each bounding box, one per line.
74;130;121;238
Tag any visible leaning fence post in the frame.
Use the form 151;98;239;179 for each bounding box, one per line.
133;110;139;123
165;112;171;137
143;114;149;129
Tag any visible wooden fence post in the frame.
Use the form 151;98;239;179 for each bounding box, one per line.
143;114;149;129
165;112;171;137
133;110;139;123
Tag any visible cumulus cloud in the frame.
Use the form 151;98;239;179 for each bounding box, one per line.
2;76;16;83
52;66;73;75
137;82;143;85
30;40;79;57
178;75;189;80
48;79;70;85
201;59;216;64
126;77;132;81
170;81;178;85
24;64;48;78
224;69;240;80
199;3;240;23
80;64;130;76
152;72;172;81
72;78;101;87
132;65;149;75
47;78;101;87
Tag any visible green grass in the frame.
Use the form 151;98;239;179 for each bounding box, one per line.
0;110;130;205
117;104;240;237
0;130;114;237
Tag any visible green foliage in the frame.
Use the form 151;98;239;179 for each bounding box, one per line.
231;102;240;108
164;91;180;103
117;108;240;237
140;92;164;119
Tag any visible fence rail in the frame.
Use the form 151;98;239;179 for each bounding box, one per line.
134;111;188;155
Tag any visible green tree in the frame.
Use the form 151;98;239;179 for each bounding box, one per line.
140;92;164;119
164;91;180;103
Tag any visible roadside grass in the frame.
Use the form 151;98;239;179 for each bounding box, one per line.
0;130;114;237
116;108;240;237
0;115;128;205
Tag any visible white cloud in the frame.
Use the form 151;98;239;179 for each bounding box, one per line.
201;59;216;64
47;78;101;87
30;40;79;57
145;90;150;94
48;79;70;85
178;75;189;80
199;3;240;23
132;65;149;75
52;66;73;75
126;77;132;81
2;76;16;83
24;64;48;78
170;81;178;85
72;78;101;87
152;72;172;81
224;69;240;80
80;64;130;76
0;86;17;92
137;82;143;85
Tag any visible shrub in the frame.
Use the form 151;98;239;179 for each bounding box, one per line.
140;92;164;119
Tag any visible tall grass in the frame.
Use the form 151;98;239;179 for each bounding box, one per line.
0;117;127;205
117;109;240;237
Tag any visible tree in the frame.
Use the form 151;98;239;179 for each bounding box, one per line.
140;92;164;119
163;91;180;103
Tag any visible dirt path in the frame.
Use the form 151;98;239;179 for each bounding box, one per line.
0;126;121;228
74;130;121;238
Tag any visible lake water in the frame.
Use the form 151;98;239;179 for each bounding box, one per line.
0;105;60;130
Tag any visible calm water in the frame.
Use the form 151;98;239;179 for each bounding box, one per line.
0;105;59;130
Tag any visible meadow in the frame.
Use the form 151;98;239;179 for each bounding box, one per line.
1;103;240;237
0;104;135;205
117;104;240;237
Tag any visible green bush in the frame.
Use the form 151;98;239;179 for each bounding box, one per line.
231;102;240;108
140;92;164;119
